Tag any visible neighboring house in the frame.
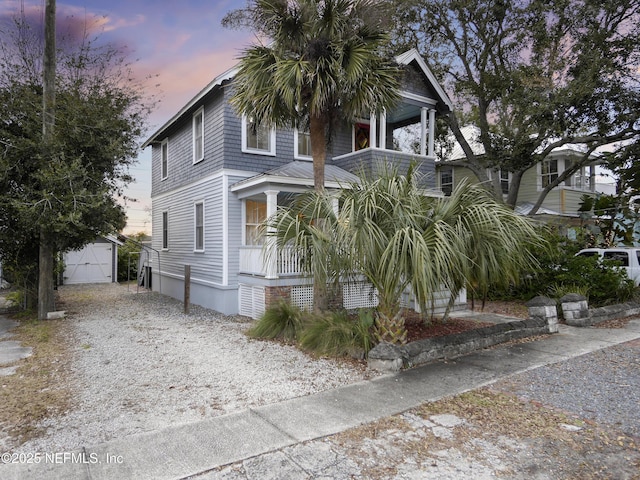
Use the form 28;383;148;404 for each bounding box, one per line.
62;235;123;285
436;126;601;223
143;49;457;318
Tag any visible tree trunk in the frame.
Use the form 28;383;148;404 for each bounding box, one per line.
310;114;326;192
309;113;328;311
38;231;55;320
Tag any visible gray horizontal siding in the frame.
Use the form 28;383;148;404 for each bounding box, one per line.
221;87;298;173
151;91;226;198
152;176;225;286
227;174;246;285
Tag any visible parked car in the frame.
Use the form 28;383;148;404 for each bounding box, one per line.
576;248;640;285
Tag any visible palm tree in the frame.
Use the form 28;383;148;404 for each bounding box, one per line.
268;168;543;344
223;0;400;192
223;0;401;311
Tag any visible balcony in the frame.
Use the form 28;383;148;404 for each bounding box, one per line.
332;148;437;189
239;246;301;277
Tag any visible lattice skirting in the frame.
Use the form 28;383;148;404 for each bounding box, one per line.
240;281;466;319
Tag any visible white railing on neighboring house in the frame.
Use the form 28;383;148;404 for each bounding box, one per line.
239;246;302;277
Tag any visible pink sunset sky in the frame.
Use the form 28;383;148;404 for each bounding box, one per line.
1;0;253;234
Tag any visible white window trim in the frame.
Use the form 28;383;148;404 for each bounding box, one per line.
538;158;593;192
161;210;169;251
294;127;312;160
352;118;371;152
244;198;267;246
241;199;247;246
194;201;205;252
486;168;511;195
439;166;454;195
538;158;559;191
241;115;276;156
193;107;204;164
161;138;169;180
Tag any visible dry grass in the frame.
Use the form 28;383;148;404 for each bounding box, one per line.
328;389;639;479
0;311;73;447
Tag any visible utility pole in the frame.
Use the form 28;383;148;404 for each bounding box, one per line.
38;0;56;320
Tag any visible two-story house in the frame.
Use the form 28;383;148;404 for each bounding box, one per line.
143;49;454;318
436;126;601;224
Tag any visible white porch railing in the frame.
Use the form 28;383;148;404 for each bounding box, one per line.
239;246;302;277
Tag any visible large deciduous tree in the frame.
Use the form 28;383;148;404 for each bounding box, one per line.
223;0;401;311
394;0;640;213
0;15;153;311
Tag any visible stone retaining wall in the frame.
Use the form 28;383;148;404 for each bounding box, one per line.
368;318;550;372
570;302;640;327
368;297;640;372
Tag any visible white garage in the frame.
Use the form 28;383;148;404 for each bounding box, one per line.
63;236;122;285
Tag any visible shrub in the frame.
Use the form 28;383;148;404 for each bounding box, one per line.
487;226;637;306
553;255;635;306
299;309;375;357
247;301;305;341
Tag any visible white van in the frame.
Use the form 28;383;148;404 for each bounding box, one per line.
575;248;640;285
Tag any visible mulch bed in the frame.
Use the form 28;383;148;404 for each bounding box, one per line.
403;310;495;343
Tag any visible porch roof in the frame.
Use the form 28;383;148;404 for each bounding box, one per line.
230;161;359;197
514;202;567;217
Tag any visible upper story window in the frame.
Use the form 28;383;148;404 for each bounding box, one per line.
540;158;594;191
242;115;276;155
294;127;312;159
193;107;204;164
161;139;168;180
245;199;267;245
541;159;558;188
194;201;204;252
162;211;169;250
353;122;370;151
500;170;510;195
487;168;510;195
564;159;594;191
439;166;453;196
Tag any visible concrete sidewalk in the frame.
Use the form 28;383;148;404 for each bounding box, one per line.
0;315;32;376
3;320;640;480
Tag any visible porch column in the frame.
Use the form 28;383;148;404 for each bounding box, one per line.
379;109;387;149
428;109;436;157
331;195;339;216
369;112;377;149
264;189;279;279
420;107;428;156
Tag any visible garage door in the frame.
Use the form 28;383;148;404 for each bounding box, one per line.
64;243;113;284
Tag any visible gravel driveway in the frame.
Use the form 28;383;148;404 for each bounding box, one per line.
13;283;376;454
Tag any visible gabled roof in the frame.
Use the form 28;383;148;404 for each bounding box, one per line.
395;49;453;112
142;66;238;149
143;49;452;148
514;202;571;217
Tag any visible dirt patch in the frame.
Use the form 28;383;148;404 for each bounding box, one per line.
466;299;529;318
404;315;495;343
594;315;638;329
0;312;73;448
402;300;528;343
